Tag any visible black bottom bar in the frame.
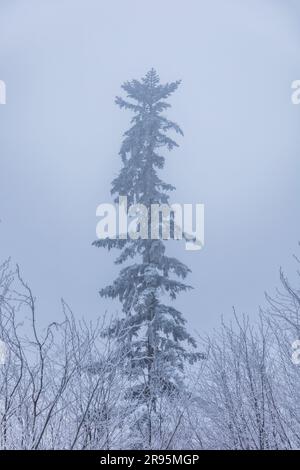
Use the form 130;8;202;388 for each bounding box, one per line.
0;450;298;466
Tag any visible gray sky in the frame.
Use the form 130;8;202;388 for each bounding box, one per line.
0;0;300;334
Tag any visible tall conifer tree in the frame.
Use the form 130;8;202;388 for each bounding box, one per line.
94;69;200;446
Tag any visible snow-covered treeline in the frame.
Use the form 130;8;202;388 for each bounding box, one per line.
0;257;299;450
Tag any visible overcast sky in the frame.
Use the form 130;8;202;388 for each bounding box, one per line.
0;0;300;335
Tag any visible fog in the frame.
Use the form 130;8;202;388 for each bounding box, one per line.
0;0;300;333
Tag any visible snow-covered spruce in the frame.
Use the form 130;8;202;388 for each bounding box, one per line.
93;70;201;447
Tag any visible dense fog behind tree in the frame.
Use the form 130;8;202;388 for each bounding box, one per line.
1;0;300;450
